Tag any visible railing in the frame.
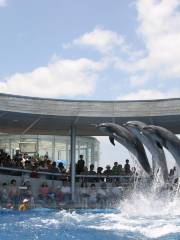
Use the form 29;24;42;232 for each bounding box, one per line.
0;167;150;210
0;166;140;182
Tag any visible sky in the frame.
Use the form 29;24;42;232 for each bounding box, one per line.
0;0;179;169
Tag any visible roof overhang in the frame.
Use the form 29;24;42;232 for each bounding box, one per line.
0;93;180;135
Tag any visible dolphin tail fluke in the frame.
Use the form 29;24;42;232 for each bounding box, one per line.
109;136;115;146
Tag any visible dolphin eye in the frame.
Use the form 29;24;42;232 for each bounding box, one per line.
156;141;162;149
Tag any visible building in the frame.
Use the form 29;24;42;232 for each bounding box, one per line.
0;134;100;167
0;93;180;201
0;134;100;168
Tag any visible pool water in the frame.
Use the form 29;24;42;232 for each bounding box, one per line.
1;195;180;240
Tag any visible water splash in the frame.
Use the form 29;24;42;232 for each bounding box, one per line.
1;174;180;239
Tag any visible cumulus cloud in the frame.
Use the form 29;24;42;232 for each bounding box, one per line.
0;58;105;98
116;0;180;84
65;1;180;91
119;89;180;101
64;27;128;54
136;0;180;76
0;0;7;7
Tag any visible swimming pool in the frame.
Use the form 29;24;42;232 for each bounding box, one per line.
1;193;180;240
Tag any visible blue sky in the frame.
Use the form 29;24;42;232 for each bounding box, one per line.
0;0;179;168
1;0;179;101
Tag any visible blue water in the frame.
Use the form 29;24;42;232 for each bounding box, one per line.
0;203;180;240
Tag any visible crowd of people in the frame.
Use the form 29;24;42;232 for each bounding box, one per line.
0;149;133;210
0;178;71;210
0;149;178;210
0;149;134;181
0;177;124;210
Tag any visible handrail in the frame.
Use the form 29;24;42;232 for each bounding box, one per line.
0;166;142;179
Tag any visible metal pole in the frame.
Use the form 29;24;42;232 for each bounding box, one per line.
70;125;76;202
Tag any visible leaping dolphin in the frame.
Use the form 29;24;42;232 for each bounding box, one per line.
124;121;168;182
142;125;180;170
97;122;151;175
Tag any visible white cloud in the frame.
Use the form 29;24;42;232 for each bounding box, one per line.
0;0;7;7
114;0;180;89
64;27;128;54
64;1;180;89
135;0;180;76
119;89;180;101
0;58;105;98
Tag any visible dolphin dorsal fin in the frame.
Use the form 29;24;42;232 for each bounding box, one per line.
109;136;115;146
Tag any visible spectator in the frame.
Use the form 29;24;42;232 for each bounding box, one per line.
30;166;39;178
112;162;119;175
49;162;59;180
88;164;96;174
0;182;9;206
88;183;97;208
51;162;59;173
111;181;124;204
118;164;124;175
58;162;66;173
97;182;109;207
80;166;88;187
124;159;131;175
76;155;85;174
9;179;19;208
88;164;96;182
39;182;49;201
39;161;48;171
97;167;104;182
103;165;112;175
19;198;30;211
103;165;112;183
61;181;71;203
55;186;63;205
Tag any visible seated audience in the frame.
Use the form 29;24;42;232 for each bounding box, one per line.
61;181;71;203
38;182;49;201
97;182;109;207
0;182;9;206
9;179;19;208
88;183;97;208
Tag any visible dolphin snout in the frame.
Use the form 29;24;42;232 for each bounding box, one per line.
142;126;155;133
91;124;98;128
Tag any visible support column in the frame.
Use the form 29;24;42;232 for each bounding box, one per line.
70;125;76;202
52;136;55;161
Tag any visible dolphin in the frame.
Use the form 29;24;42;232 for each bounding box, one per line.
142;125;180;170
97;122;151;175
124;121;168;181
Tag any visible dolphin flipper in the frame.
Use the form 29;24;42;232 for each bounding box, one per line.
109;136;115;146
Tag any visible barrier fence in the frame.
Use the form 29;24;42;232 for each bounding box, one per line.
0;167;148;209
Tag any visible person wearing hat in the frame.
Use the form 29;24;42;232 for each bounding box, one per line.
19;198;30;211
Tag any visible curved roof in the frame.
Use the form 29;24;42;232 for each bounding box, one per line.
0;93;180;135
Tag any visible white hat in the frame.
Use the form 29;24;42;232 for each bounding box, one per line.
23;198;29;203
